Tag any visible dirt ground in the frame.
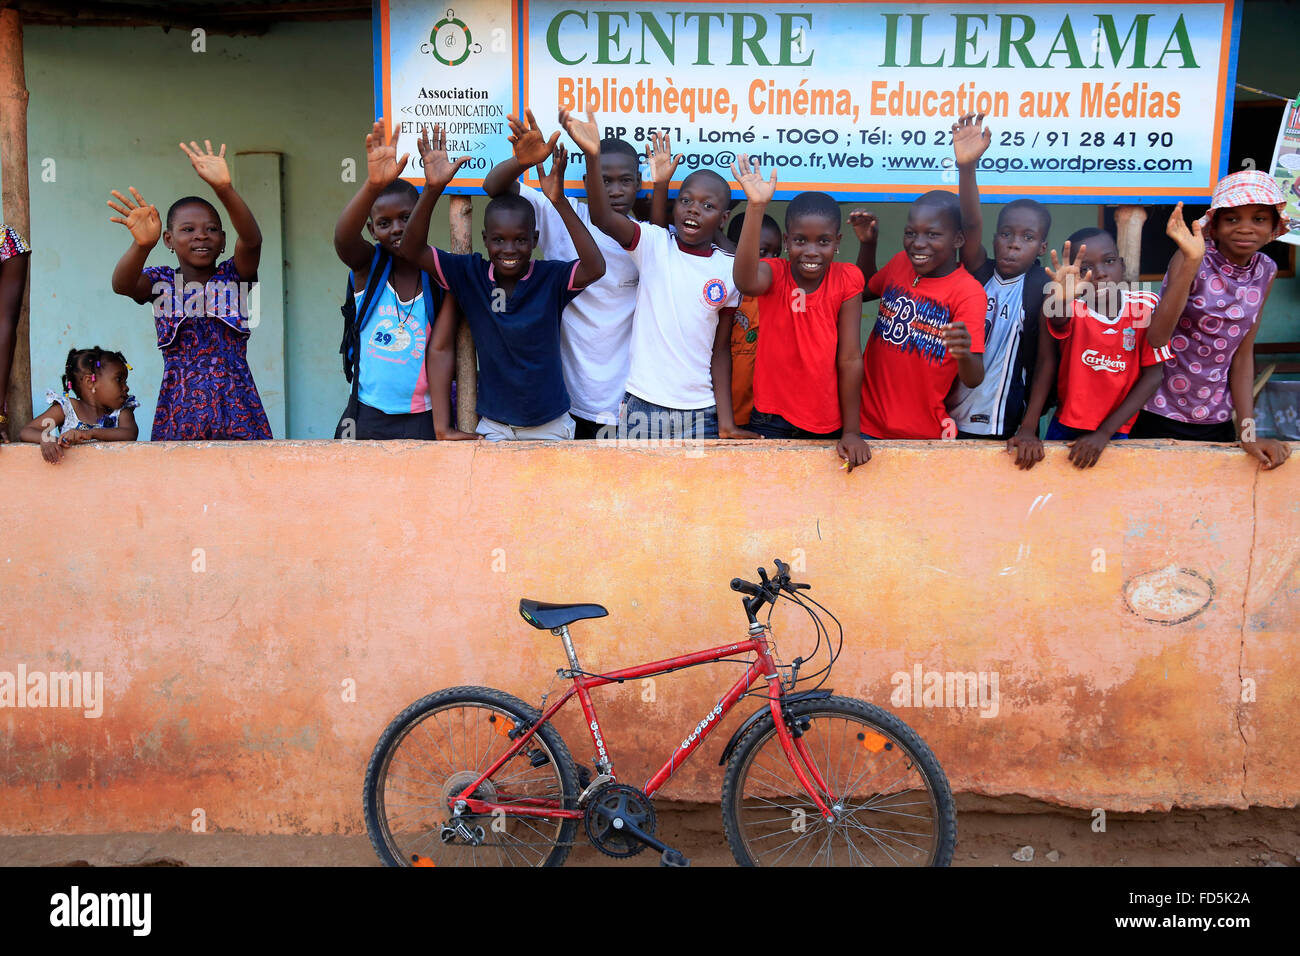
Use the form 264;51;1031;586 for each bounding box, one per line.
3;797;1297;867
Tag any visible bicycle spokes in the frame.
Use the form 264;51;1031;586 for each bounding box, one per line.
728;705;949;866
373;698;575;867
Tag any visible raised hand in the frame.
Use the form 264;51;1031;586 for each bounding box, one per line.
179;140;231;189
647;131;681;184
1166;201;1206;262
538;143;570;205
416;124;470;187
559;109;601;156
951;112;991;167
107;187;162;247
365;119;409;186
730;154;777;204
507;108;560;168
1046;241;1094;302
848;210;878;244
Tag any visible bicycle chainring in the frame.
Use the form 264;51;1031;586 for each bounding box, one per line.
583;783;656;858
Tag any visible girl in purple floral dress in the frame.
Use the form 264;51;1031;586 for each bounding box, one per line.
108;141;272;440
1135;171;1291;470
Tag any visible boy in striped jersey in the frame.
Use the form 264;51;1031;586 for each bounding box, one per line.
947;113;1057;467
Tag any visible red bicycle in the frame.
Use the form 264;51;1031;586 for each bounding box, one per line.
363;559;956;866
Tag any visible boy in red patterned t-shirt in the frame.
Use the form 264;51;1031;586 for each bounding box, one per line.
853;191;987;439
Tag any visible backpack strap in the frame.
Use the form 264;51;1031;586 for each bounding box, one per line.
419;269;441;324
356;247;393;334
345;246;393;388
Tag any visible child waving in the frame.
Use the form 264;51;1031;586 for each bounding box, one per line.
1041;231;1176;468
108;141;272;440
729;155;870;471
20;346;139;463
333;120;458;440
1133;172;1293;470
398;124;606;441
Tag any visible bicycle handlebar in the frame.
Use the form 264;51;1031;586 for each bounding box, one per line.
731;558;811;624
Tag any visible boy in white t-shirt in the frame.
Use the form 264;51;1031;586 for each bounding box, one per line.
483;109;640;438
561;109;743;440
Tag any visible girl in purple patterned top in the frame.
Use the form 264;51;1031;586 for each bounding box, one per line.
1134;172;1291;470
108;141;271;441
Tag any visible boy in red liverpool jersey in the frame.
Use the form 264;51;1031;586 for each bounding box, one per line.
1043;228;1176;468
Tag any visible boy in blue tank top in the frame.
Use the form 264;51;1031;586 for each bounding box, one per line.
335;120;461;439
398;125;606;441
946;113;1056;467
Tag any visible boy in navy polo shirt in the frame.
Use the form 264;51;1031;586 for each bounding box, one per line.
398;125;606;441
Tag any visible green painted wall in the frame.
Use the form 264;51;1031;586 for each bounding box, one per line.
9;20;460;440
4;10;1295;440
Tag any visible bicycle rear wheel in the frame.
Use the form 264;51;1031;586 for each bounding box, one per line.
363;685;580;867
721;696;956;866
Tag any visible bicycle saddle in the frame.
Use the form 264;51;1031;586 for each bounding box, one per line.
518;599;609;630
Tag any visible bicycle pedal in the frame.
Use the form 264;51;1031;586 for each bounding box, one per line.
528;749;550;768
660;848;690;867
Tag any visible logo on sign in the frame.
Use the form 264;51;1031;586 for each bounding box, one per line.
1082;350;1127;373
422;11;475;65
702;278;728;307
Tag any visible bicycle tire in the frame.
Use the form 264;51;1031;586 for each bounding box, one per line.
721;695;956;866
363;685;580;867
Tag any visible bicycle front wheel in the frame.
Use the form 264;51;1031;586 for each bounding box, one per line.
363;685;580;867
721;696;956;866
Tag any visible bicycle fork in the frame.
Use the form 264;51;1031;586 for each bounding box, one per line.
764;683;839;823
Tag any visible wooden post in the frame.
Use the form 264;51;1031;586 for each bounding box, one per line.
0;6;32;440
449;194;477;432
1113;205;1147;284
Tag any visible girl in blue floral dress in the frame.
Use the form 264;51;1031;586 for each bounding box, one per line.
108;141;272;440
19;346;139;464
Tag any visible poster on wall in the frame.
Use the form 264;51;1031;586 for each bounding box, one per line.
1267;96;1300;246
376;0;1242;203
375;0;518;191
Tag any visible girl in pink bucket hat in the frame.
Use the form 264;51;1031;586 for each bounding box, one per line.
1132;170;1291;469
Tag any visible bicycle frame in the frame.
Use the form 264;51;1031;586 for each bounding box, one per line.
452;626;839;822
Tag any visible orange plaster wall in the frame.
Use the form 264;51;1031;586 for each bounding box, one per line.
0;439;1296;835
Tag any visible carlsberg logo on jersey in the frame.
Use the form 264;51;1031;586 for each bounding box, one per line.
1081;350;1128;373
